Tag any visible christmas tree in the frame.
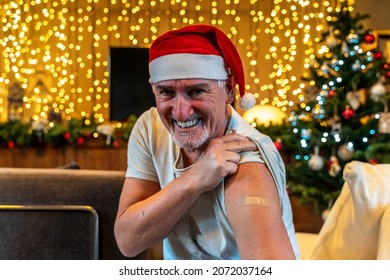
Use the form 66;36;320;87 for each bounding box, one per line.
284;1;390;213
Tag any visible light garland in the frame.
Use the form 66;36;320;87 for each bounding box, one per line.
0;0;340;123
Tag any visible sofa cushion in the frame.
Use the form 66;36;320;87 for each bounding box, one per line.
307;161;390;259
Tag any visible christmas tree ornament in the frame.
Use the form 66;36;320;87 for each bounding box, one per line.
64;132;71;141
342;105;355;119
370;81;386;101
346;89;362;110
337;143;354;161
364;32;375;44
373;51;383;60
385;70;390;80
76;136;85;145
7;141;15;149
274;138;283;151
341;42;349;54
325;27;338;48
329;116;342;134
351;61;361;71
378;112;390;134
308;146;325;171
320;62;330;74
360;115;371;125
112;139;119;148
328;89;337;97
327;155;342;177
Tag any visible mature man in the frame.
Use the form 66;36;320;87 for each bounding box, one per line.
114;24;299;260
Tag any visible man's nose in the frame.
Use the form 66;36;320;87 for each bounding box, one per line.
172;94;194;120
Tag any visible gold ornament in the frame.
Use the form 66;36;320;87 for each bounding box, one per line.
360;115;371;125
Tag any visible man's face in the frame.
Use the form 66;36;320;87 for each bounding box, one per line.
152;79;234;151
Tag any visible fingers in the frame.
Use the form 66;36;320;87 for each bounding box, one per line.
217;132;257;153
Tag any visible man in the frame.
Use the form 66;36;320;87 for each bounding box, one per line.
114;24;300;260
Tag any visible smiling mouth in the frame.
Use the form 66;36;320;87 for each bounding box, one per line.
175;118;201;128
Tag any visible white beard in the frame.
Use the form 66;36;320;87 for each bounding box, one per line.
171;129;209;150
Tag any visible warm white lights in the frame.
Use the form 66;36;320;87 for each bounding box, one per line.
0;0;339;122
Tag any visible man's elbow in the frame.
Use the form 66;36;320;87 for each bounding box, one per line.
114;221;141;258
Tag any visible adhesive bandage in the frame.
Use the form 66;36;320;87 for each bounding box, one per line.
237;196;270;207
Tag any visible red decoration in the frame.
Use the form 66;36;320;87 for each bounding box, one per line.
64;132;71;140
368;158;379;165
77;136;85;145
7;141;15;149
342;106;355;120
385;70;390;80
112;139;119;148
274;138;282;151
384;64;390;79
328;89;337;97
373;51;383;60
364;33;375;44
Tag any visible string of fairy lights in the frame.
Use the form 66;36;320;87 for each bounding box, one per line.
0;0;345;123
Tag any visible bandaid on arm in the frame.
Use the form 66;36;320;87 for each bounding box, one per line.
237;196;270;207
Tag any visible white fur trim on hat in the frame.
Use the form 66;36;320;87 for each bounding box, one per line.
149;53;229;83
239;92;256;110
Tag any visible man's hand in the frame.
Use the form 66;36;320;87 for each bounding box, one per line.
186;133;257;192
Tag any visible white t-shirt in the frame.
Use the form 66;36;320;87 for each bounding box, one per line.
126;106;300;259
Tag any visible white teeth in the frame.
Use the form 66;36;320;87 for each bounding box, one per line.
176;118;199;128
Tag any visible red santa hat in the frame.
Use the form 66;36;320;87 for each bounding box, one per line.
148;24;256;110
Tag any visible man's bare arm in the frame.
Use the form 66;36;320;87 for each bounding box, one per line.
225;162;295;259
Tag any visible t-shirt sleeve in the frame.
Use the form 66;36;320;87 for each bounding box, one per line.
125;111;159;182
239;150;265;164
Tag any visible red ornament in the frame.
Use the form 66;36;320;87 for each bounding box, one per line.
342;106;355;120
112;139;119;148
274;138;282;151
64;132;71;140
77;136;85;145
7;141;15;149
364;33;375;44
385;70;390;80
373;51;383;60
328;89;337;97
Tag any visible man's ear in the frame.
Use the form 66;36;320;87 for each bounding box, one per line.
226;75;236;104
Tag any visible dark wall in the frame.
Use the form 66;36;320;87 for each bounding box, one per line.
109;47;155;121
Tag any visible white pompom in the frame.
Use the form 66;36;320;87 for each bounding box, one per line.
239;93;256;110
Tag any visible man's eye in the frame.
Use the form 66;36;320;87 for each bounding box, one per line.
158;90;175;98
189;88;206;96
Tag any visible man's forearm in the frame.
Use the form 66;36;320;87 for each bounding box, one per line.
114;173;203;257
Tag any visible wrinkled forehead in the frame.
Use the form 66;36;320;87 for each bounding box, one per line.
153;78;223;89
